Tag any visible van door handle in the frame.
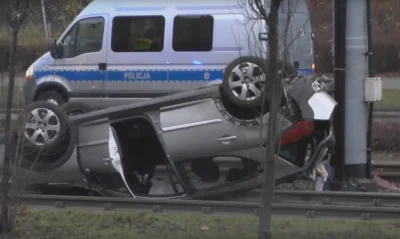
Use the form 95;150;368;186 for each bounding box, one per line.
218;135;236;144
99;63;107;71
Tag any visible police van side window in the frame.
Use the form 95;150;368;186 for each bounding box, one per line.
61;17;105;58
111;16;165;52
172;15;214;52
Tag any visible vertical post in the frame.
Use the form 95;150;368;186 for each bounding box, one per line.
47;22;52;39
41;0;49;39
343;0;369;178
365;0;373;178
4;50;9;71
332;0;346;187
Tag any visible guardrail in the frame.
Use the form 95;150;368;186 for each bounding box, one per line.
1;108;400;118
229;188;400;204
15;192;400;220
152;159;400;184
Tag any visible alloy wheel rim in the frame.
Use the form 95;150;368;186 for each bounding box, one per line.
24;108;61;146
228;62;265;101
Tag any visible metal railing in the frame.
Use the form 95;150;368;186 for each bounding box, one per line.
14;191;400;220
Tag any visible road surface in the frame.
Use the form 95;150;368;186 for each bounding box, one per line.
1;72;400;89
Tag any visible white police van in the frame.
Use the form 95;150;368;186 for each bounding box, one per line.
24;0;315;109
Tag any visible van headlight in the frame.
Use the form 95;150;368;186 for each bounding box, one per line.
26;65;34;81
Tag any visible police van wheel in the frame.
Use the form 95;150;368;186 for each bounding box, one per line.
36;90;66;106
222;56;296;109
14;101;69;156
61;101;95;117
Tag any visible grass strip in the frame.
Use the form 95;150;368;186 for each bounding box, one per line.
9;209;400;239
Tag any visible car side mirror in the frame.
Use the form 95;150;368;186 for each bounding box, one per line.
50;40;62;59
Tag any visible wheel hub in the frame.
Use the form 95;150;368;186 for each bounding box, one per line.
244;77;252;84
228;62;265;101
23;108;61;146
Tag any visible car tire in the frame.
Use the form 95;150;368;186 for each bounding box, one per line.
222;56;296;109
13;100;69;156
36;90;66;106
60;101;95;116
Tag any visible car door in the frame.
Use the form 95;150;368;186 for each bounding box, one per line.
54;14;109;98
76;118;118;176
76;118;136;197
160;98;250;162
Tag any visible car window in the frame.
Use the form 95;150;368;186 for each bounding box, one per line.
61;17;105;58
176;157;259;191
172;15;214;52
111;16;165;52
61;24;78;58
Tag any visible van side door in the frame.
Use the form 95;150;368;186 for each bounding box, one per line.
278;0;314;76
54;14;109;99
104;15;167;106
167;14;222;92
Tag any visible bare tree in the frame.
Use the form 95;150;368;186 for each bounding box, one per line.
235;0;310;238
1;0;30;233
57;0;92;25
257;1;283;238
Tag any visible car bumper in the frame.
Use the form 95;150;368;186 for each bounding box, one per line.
24;80;37;106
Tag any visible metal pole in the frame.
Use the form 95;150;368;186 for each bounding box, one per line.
41;0;49;39
47;22;52;39
332;0;346;187
365;0;373;179
343;0;369;178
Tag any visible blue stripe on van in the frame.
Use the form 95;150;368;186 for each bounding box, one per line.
34;69;224;82
297;68;314;76
107;70;168;81
167;70;223;81
34;68;314;82
107;69;223;81
35;70;105;81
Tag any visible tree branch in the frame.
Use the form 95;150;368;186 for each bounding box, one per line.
257;1;283;238
1;0;31;233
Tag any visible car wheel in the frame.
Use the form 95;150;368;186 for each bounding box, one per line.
14;101;69;155
36;90;66;106
222;56;296;109
60;101;95;116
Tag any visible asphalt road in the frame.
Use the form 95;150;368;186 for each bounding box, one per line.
1;72;400;89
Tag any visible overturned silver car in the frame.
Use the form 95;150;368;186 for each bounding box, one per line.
8;75;336;199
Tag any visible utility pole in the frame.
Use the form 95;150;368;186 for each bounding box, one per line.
41;0;49;39
365;0;374;179
332;0;346;188
343;0;369;179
